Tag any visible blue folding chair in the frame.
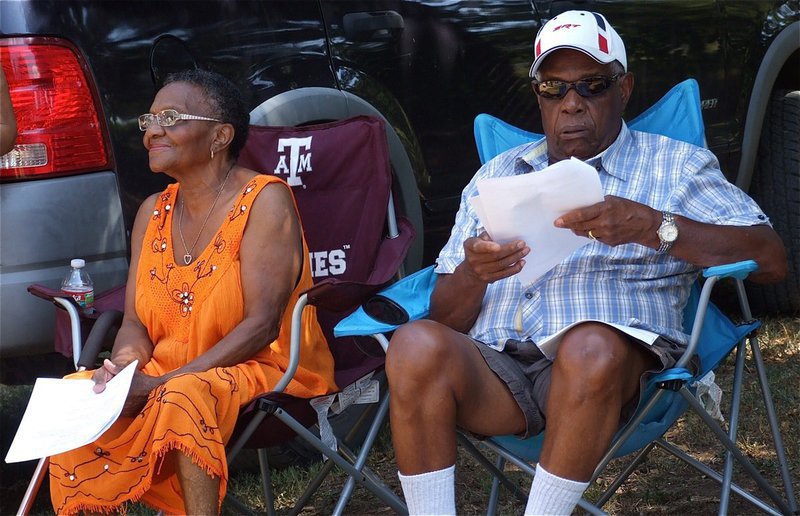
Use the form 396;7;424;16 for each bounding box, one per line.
335;79;798;514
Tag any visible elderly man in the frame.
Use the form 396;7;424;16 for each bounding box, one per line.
385;10;787;516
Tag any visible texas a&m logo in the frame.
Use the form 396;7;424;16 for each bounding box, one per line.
310;247;348;278
274;136;312;186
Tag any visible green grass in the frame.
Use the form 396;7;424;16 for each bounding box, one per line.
2;317;798;515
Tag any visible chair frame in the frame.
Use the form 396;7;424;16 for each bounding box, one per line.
459;265;797;515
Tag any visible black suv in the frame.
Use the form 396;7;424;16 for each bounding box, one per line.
1;0;798;359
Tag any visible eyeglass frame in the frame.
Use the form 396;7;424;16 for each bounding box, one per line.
531;73;623;100
138;109;222;131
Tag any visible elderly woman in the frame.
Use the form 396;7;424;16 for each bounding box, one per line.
49;70;337;515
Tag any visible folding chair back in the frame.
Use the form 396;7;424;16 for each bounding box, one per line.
226;115;414;514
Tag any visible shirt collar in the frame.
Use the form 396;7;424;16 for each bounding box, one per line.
518;121;632;180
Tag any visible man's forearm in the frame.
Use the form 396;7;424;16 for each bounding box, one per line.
429;263;489;333
666;219;787;284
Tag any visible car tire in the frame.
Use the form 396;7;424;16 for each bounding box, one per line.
746;89;800;314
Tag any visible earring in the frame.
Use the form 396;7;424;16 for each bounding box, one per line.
210;148;215;161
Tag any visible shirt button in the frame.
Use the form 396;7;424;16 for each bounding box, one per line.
525;292;533;299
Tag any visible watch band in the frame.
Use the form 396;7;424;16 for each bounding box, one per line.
657;211;676;254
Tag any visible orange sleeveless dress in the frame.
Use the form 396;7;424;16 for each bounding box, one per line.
49;175;336;515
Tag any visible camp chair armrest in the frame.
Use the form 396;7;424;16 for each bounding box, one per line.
702;260;758;280
272;292;308;393
333;266;436;338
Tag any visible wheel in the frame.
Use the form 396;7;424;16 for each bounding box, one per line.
746;89;800;314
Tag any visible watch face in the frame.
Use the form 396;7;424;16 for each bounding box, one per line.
659;223;679;242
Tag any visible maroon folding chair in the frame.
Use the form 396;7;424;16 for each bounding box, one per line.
220;115;416;514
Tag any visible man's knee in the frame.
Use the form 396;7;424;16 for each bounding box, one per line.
386;320;453;382
555;322;631;384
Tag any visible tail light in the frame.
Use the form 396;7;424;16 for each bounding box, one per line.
0;37;110;181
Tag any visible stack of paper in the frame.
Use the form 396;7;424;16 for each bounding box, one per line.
469;157;604;285
5;360;138;463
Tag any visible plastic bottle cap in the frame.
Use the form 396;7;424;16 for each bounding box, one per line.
70;258;86;268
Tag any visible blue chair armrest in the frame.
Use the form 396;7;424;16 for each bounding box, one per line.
702;260;758;280
334;266;437;337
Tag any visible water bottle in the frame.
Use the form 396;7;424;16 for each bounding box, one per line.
61;258;95;315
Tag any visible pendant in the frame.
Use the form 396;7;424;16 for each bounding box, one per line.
183;254;192;265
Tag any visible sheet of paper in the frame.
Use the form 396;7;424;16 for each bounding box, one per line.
536;320;660;359
474;157;604;286
5;360;138;463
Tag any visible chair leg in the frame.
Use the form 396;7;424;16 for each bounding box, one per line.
681;385;792;514
456;434;528;504
735;281;798;513
17;456;48;516
332;393;391;516
486;455;505;516
720;338;748;515
272;406;407;514
258;448;276;516
595;441;657;508
749;334;799;514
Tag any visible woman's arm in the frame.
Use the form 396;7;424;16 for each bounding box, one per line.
92;195;157;395
0;69;18;155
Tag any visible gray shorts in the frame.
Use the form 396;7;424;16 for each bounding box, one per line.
472;329;696;439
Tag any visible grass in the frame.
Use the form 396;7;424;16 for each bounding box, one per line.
2;317;798;515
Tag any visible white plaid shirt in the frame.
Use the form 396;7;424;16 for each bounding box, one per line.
435;123;770;349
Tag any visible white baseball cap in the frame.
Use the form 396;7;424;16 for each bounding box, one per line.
529;11;627;78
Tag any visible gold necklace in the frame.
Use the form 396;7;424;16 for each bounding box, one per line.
178;163;234;265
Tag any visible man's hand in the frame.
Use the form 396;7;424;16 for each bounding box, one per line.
555;195;660;247
462;232;529;284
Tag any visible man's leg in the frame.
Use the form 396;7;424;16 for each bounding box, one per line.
527;322;657;515
386;319;527;514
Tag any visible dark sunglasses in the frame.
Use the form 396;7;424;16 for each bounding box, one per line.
532;74;622;100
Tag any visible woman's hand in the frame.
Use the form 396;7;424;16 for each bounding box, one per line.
120;371;162;417
92;358;162;417
92;359;123;393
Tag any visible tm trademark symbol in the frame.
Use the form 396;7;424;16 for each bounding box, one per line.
342;244;350;250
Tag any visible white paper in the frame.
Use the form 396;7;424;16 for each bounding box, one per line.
536;321;659;359
473;157;604;286
5;360;138;463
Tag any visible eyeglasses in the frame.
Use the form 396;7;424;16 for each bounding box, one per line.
138;109;221;131
532;74;622;100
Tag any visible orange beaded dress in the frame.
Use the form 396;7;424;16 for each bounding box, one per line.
49;174;336;514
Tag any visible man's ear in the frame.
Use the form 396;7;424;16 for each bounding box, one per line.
619;72;634;111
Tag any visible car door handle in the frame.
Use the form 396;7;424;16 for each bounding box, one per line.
343;11;404;40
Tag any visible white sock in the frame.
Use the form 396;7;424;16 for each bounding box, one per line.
398;464;456;515
524;464;589;516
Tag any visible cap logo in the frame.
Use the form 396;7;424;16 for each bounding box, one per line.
591;13;609;54
553;23;581;31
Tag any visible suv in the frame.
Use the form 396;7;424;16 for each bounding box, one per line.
1;0;798;359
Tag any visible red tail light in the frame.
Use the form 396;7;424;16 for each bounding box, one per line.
0;38;110;181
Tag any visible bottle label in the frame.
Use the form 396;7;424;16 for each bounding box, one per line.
62;289;94;309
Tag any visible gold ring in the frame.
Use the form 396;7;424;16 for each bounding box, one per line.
588;230;597;240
